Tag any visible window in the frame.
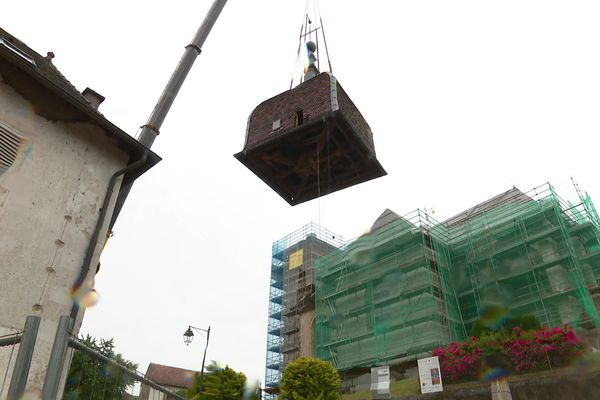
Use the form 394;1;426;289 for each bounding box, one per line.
295;109;304;126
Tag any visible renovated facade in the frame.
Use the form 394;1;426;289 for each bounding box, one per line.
264;223;343;398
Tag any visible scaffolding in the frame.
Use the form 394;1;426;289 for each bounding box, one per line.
315;182;600;372
450;183;600;333
264;223;343;397
315;211;466;371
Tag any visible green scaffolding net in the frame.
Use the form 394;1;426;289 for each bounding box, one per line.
315;183;600;371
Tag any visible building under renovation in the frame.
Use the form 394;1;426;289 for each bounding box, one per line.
264;223;344;397
315;209;465;374
264;182;600;393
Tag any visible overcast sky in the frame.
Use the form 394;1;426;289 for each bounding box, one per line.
3;0;600;385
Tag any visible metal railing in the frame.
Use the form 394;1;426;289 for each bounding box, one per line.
42;316;185;400
0;315;40;400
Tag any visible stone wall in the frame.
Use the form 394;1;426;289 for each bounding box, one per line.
396;369;600;400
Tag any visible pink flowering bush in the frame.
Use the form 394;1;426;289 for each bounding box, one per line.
505;325;584;373
432;324;585;383
432;337;483;383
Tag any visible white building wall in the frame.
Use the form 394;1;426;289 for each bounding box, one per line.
147;387;167;400
142;385;182;400
0;76;130;397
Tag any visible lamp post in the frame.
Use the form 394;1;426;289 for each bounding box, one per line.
183;325;211;393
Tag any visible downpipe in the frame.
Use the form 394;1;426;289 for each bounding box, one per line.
69;153;147;320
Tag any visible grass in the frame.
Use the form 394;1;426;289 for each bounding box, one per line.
341;378;420;400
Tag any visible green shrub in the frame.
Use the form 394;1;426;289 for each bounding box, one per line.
280;358;341;400
504;315;541;333
471;320;494;338
470;314;541;337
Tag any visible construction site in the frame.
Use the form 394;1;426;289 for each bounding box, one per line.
265;223;345;396
264;182;600;394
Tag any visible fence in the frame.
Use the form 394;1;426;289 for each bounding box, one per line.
66;336;187;399
44;316;186;400
0;316;39;400
0;315;185;399
0;331;21;400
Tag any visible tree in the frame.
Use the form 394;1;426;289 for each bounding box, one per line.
280;358;340;400
187;361;247;400
62;335;138;400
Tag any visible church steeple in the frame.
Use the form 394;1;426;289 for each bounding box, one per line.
304;41;319;81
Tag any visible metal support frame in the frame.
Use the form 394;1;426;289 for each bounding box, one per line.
549;185;600;327
42;316;73;400
516;216;551;326
137;0;228;148
113;0;228;249
199;326;211;394
0;334;21;348
186;325;211;394
7;316;40;400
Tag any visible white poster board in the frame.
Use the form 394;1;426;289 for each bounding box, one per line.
417;356;443;394
370;365;390;399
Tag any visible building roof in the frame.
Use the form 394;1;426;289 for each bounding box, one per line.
370;208;402;232
0;27;160;180
369;208;416;235
145;363;198;389
443;187;532;227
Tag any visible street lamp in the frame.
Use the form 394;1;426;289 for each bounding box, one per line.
183;328;195;345
183;325;211;393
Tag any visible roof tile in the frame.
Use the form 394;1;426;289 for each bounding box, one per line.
145;363;198;389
